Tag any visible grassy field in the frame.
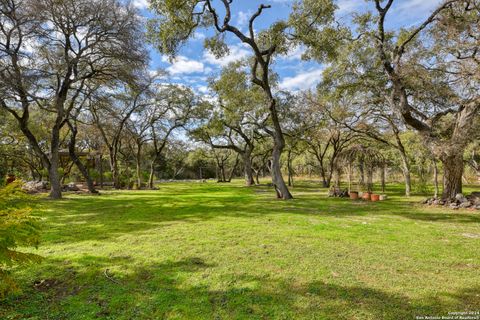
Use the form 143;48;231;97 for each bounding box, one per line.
1;181;480;320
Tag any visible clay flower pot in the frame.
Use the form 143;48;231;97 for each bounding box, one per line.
362;192;371;201
371;194;380;202
6;174;16;185
350;191;359;200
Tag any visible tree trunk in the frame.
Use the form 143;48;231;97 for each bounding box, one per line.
227;154;240;183
48;152;62;199
334;167;340;188
347;163;352;192
271;142;292;199
359;161;365;188
433;158;439;198
68;129;97;194
440;152;463;200
366;168;373;193
109;151;120;189
320;166;328;188
49;122;63;199
287;150;293;187
99;155;104;189
399;151;411;197
135;143;142;189
243;153;255;186
254;169;260;185
148;161;155;189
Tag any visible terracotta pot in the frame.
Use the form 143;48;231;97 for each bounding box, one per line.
350;191;359;200
362;192;371;201
6;174;15;185
371;194;380;202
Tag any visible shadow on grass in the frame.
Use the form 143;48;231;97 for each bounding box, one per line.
30;182;480;246
4;254;479;320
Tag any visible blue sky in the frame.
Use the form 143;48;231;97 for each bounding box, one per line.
132;0;444;94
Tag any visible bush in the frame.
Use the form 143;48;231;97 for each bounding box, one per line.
0;181;41;299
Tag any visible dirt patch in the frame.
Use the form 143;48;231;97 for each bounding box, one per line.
461;233;480;239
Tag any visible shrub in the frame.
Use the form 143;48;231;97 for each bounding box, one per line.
0;181;41;299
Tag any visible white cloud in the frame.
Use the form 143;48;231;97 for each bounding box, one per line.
392;0;443;21
132;0;149;9
336;0;363;15
280;46;306;61
196;85;210;94
237;10;253;28
163;55;205;75
193;32;206;41
203;44;250;67
279;68;324;91
394;0;442;12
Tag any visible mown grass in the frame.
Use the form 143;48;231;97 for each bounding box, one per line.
1;180;479;319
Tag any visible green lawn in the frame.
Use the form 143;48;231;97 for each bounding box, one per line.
2;181;480;319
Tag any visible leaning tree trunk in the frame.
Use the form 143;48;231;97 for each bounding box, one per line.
227;154;240;183
68;124;97;194
440;152;463;200
319;165;329;188
271;141;292;199
268;99;292;200
254;169;260;185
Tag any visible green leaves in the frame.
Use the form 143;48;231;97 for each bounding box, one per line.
0;181;41;299
204;33;229;59
289;0;340;62
148;0;209;57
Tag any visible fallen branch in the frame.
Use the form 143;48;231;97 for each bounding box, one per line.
104;269;121;285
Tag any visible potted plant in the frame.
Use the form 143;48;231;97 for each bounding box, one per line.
350;191;359;200
362;192;371;201
371;194;380;202
5;174;16;185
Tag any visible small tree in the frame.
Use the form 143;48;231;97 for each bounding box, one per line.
0;181;41;299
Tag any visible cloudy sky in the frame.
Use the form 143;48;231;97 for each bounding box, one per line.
133;0;444;94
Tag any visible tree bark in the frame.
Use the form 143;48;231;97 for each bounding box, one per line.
433;158;439;198
48;120;63;199
243;152;255;186
109;151;120;189
287;149;294;187
399;151;411;197
320;165;329;188
359;161;365;188
135;142;142;189
148;160;156;189
440;152;463;200
366;168;373;193
67;123;97;194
